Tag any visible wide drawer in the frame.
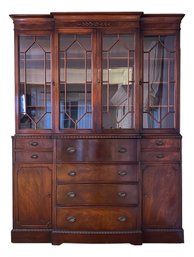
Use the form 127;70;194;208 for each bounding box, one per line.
15;151;53;163
57;184;138;206
57;139;137;162
141;138;180;149
57;164;138;183
15;138;53;150
56;207;138;230
141;151;180;162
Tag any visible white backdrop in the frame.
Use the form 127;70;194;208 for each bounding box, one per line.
0;0;193;256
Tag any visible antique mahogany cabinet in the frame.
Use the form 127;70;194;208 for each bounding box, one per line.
10;12;184;244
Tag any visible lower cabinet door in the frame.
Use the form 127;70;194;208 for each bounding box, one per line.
142;164;181;228
14;164;52;228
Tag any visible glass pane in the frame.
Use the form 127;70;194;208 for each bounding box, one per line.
102;33;135;129
143;35;176;129
60;84;92;129
19;35;51;129
59;34;92;129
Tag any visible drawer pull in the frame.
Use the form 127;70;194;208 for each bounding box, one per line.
66;146;76;154
118;147;127;153
156;153;164;159
118;170;128;176
118;192;127;198
67;191;76;198
156;140;164;146
31;154;39;159
67;216;76;223
68;170;77;176
118;216;127;222
30;141;39;147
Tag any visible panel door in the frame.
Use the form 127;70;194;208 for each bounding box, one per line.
14;164;52;228
142;164;181;228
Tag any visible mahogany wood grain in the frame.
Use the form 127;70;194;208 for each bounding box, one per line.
57;164;138;183
11;12;184;244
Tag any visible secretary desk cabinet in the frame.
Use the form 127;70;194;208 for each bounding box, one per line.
10;12;184;244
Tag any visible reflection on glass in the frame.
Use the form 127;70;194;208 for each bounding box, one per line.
143;36;175;128
19;36;51;129
102;34;135;129
59;34;92;129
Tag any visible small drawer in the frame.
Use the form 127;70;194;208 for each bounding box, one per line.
56;207;138;230
57;139;137;162
141;151;180;162
57;164;138;183
141;139;180;149
57;184;138;206
15;151;53;163
15;138;53;150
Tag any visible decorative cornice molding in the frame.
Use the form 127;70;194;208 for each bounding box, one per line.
77;21;111;27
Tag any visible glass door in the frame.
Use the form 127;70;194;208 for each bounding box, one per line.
19;35;52;129
143;35;176;129
102;33;135;129
59;33;92;129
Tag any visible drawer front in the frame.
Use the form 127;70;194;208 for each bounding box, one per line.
57;184;138;206
15;138;53;150
141;139;180;149
56;207;138;230
57;139;137;162
57;164;138;183
141;151;180;162
15;151;53;163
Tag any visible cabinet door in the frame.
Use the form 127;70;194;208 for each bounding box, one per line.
14;164;52;228
59;32;93;129
142;164;181;228
142;35;178;129
58;30;137;131
18;35;52;130
101;33;136;129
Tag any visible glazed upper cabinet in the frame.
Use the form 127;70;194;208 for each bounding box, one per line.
13;13;182;133
59;31;136;130
11;12;184;245
16;28;138;132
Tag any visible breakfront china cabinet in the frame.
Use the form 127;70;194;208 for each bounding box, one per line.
10;12;184;244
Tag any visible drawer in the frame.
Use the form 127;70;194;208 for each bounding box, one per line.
57;139;137;162
141;139;180;149
57;164;138;183
57;184;138;206
56;207;138;230
15;138;53;150
15;151;53;163
141;151;180;162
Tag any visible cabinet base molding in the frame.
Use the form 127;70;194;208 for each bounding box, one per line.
11;229;51;243
11;229;142;244
11;229;184;244
143;229;184;243
51;230;142;245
